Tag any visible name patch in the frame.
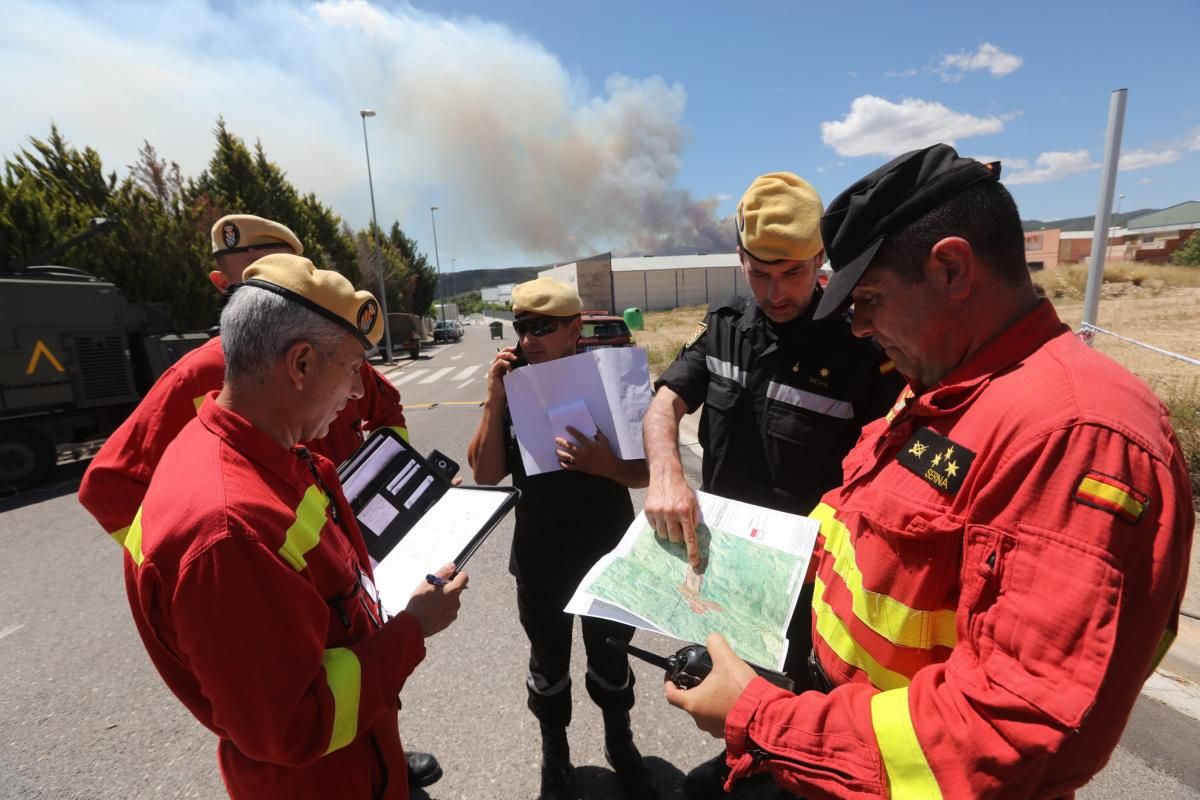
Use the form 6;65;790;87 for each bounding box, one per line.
897;427;975;494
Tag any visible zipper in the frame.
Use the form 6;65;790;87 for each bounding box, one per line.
745;735;856;782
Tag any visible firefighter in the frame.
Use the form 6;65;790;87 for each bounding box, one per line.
123;253;467;799
466;278;657;800
78;215;442;789
664;145;1194;799
642;173;902;797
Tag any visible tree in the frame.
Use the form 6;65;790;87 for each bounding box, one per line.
1170;231;1200;266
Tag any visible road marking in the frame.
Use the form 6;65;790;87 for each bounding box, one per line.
452;365;478;381
391;370;428;386
419;367;456;384
407;400;484;409
457;379;475;389
0;624;24;641
451;353;465;361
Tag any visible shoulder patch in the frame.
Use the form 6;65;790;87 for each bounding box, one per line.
897;427;975;494
684;321;708;349
1074;471;1147;524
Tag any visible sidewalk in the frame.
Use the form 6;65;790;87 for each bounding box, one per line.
675;411;1200;721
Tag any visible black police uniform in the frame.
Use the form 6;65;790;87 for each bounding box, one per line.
655;287;904;681
503;409;639;729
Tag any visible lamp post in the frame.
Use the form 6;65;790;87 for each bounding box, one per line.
430;206;444;323
450;257;457;300
359;109;392;363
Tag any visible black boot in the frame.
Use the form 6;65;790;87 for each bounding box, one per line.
602;710;658;800
682;750;729;800
539;722;576;800
405;750;443;789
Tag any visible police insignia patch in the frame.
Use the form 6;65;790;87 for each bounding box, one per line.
221;222;240;248
897;427;975;494
684;321;707;349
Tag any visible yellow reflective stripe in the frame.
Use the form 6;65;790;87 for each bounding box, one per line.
812;503;957;651
813;576;909;691
322;647;362;754
124;508;145;566
109;525;131;548
871;688;942;799
192;394;206;411
1078;476;1145;521
278;485;329;572
388;425;409;443
1147;628;1176;678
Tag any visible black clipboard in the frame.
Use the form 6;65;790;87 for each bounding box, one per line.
337;428;519;568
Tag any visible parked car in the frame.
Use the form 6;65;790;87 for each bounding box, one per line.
576;312;634;353
433;320;463;343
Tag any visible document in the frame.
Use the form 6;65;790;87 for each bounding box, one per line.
565;491;818;670
504;347;651;475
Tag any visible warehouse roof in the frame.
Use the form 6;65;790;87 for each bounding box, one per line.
611;253;740;272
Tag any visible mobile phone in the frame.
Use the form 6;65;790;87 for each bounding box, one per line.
512;343;528;369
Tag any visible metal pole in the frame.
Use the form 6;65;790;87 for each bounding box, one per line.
430;206;444;324
451;257;457;301
1081;89;1127;347
360;110;392;363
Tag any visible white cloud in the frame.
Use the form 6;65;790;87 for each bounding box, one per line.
1118;148;1180;171
939;43;1023;82
1187;132;1200;151
884;68;918;79
820;95;1005;158
0;0;734;260
1003;150;1098;185
1139;177;1153;185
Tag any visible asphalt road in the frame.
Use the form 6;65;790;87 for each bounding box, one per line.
1;320;1197;799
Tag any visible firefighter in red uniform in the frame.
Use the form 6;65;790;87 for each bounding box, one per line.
664;144;1194;799
77;214;442;788
122;253;467;800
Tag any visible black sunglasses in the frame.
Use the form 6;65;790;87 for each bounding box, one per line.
513;315;573;338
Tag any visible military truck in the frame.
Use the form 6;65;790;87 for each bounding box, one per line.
1;223;208;488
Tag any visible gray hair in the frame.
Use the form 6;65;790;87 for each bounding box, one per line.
220;286;349;387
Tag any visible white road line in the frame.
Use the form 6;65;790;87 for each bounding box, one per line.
391;370;428;386
451;365;478;381
0;624;24;641
451;353;465;361
457;379;475;389
419;367;456;384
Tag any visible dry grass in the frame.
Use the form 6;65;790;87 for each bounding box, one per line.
639;304;708;376
1032;261;1200;300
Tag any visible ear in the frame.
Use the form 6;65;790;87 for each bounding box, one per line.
208;270;231;293
283;340;317;391
927;237;976;301
568;316;583;341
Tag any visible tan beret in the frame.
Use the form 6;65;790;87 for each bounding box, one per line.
242;254;382;348
735;172;824;262
511;277;582;317
211;214;303;256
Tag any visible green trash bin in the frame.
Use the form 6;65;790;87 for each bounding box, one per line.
623;307;644;331
489;320;504;339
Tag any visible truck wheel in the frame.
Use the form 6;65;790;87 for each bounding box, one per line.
0;425;56;489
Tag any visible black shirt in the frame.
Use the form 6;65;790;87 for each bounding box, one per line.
655;290;904;516
503;408;635;591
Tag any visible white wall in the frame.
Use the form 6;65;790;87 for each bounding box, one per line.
611;266;749;311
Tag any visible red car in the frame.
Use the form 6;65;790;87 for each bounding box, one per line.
576;312;634;353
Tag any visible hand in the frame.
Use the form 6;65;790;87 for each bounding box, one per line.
664;633;758;738
554;426;617;477
486;346;520;402
644;468;704;570
403;562;468;637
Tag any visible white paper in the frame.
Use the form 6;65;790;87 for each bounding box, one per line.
503;348;651;476
548;399;598;444
371;488;511;616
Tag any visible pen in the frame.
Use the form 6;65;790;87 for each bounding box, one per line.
425;573;448;586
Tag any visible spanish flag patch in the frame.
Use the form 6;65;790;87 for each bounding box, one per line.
1075;471;1147;524
879;359;896;375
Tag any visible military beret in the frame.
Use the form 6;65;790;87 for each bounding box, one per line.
511;277;583;317
815;144;1001;320
735;172;824;263
241;254;382;348
211;214;303;257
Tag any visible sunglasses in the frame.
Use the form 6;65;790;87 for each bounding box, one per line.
513;315;573;338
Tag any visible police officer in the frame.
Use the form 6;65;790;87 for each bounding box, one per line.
467;278;657;800
642;172;902;797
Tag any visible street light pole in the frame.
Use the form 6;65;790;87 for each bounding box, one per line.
450;257;457;300
430;206;444;324
359;109;392;363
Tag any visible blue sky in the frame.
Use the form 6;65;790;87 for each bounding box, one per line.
3;0;1198;269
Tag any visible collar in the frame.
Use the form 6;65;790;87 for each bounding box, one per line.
197;392;311;488
741;285;824;336
910;299;1066;418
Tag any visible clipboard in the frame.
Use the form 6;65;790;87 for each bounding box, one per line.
337;429;519;611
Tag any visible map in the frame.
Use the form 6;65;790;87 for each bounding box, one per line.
571;492;818;669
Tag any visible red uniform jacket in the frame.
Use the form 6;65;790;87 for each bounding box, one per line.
724;301;1193;799
124;398;424;799
79;336;407;543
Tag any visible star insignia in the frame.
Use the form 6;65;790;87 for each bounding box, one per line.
819;367;830;378
945;460;958;477
944;446;955;459
931;453;942;467
792;362;800;373
908;442;928;458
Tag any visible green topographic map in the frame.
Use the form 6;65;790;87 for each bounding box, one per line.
585;521;803;667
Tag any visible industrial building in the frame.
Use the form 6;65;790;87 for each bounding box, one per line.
1024;200;1200;268
538;252;749;313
